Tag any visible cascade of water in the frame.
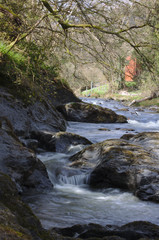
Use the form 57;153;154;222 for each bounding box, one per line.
58;173;90;185
128;119;159;129
26;98;159;229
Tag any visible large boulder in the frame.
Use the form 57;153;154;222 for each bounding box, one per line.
31;130;92;153
0;88;66;137
70;136;159;202
0;117;52;193
129;132;159;156
0;172;54;240
57;102;127;123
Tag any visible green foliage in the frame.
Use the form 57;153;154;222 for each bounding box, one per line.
60;78;70;88
0;41;26;65
82;85;108;97
137;98;159;107
0;39;60;104
125;82;137;91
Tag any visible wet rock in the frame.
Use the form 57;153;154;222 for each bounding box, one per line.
70;138;159;202
129;132;159;156
119;221;159;239
115;128;134;132
53;132;92;153
52;221;159;239
0;172;54;240
0;88;66;137
122;129;135;132
39;77;80;107
57;102;127;123
117;108;129;112
52;223;124;239
31;130;56;152
128;132;159;201
98;128;111;131
21;138;39;151
0;117;52;193
120;134;135;140
31;130;92;153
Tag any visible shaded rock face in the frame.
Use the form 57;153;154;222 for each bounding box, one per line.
0;88;66;137
57;102;127;123
70;135;159;202
53;221;159;239
44;80;81;107
31;131;92;153
0;172;53;240
0;117;52;193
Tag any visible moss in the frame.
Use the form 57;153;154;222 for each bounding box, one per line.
138;98;159;107
0;225;31;240
0;173;55;240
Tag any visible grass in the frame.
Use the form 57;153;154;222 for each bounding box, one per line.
0;40;72;106
104;91;159;108
136;98;159;107
0;41;26;65
81;85;108;97
81;84;159;108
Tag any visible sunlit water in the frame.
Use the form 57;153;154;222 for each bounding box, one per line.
25;98;159;229
67;98;159;143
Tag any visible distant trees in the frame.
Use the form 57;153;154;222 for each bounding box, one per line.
0;0;159;92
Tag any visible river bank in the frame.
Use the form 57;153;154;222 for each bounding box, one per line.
0;80;80;240
24;98;159;239
80;89;159;108
1;83;159;239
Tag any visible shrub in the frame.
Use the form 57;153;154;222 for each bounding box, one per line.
125;81;137;91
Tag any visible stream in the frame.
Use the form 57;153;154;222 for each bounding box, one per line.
25;98;159;229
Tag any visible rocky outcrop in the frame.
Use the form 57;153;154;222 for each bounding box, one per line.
53;221;159;239
0;87;66;137
0;117;52;193
31;131;92;153
57;102;127;123
44;80;81;107
0;172;54;240
2;167;159;240
70;135;159;202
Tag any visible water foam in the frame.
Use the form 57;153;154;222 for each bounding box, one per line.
128;119;159;130
59;173;90;186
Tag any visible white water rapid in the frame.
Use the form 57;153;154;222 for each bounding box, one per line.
25;98;159;229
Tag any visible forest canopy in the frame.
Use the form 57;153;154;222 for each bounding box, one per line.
0;0;159;93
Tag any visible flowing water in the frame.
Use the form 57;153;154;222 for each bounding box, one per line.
25;98;159;229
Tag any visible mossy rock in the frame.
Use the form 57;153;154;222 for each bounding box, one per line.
0;225;31;240
70;136;159;202
0;172;54;240
57;102;127;123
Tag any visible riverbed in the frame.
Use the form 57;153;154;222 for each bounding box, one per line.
25;98;159;229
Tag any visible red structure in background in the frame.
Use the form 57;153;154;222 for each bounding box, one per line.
125;56;137;82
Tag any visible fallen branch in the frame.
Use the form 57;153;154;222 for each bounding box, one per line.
129;91;158;106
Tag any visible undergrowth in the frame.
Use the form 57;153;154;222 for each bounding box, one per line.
0;40;70;104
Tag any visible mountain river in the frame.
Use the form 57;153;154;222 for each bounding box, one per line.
25;98;159;229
